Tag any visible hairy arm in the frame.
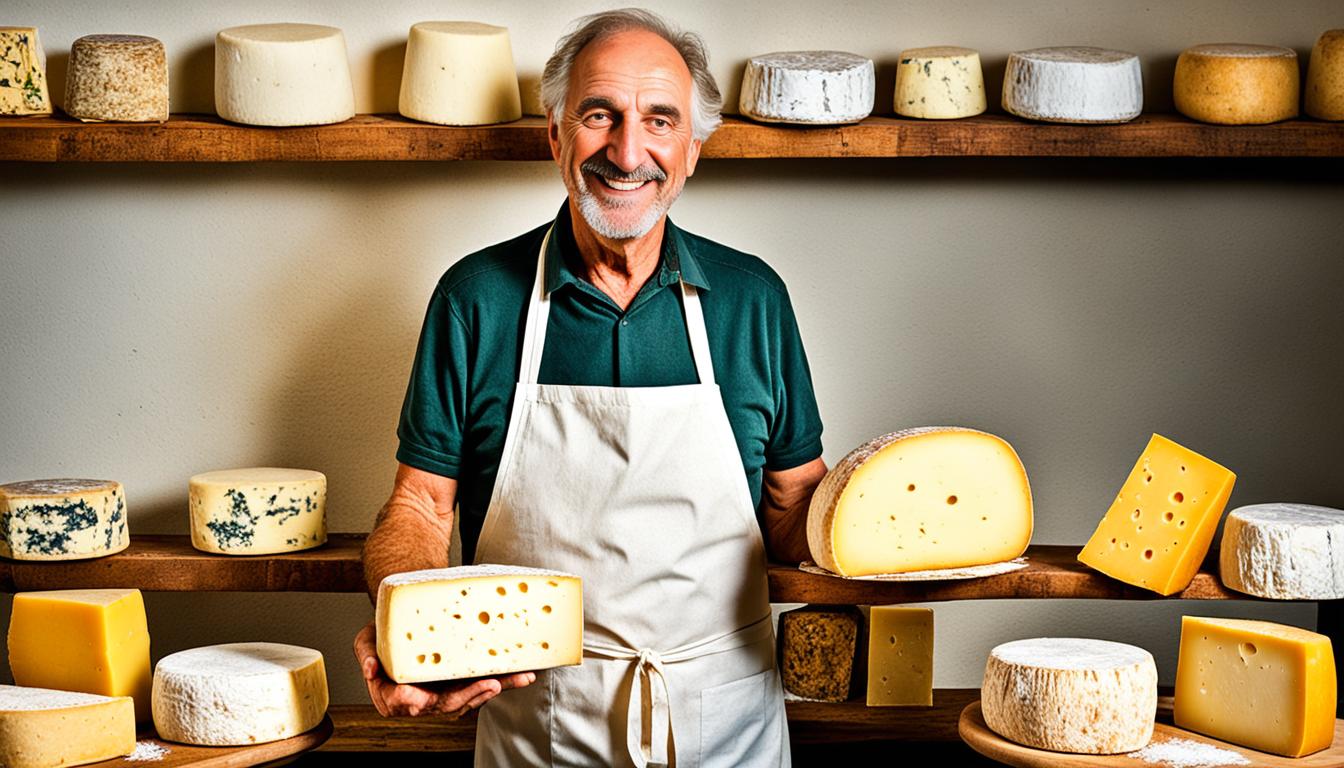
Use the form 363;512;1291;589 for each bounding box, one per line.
760;457;827;564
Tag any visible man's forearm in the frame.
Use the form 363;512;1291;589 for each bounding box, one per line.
761;458;828;564
362;466;458;603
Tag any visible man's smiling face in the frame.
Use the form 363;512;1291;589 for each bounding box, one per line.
550;28;702;241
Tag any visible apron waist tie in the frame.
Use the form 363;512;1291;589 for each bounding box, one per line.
582;615;774;768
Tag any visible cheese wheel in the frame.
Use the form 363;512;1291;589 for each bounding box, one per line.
1306;29;1344;121
895;46;986;119
1174;44;1299;125
739;51;875;124
0;479;129;560
1220;503;1344;600
189;468;326;555
0;686;135;768
982;638;1157;754
807;427;1032;577
399;22;522;126
214;23;355;126
64;34;168;123
152;643;328;746
0;27;52;116
1003;46;1143;123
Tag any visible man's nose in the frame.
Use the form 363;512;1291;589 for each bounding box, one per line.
606;116;645;173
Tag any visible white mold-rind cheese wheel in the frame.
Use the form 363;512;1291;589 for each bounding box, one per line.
399;21;522;126
739;51;875;124
189;468;327;555
65;34;169;123
0;685;136;768
982;638;1157;754
895;46;986;119
152;642;328;746
0;479;129;561
214;23;355;127
1173;43;1299;125
1002;46;1143;124
1220;503;1344;600
1306;30;1344;121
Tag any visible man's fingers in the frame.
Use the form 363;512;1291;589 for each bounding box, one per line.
499;671;536;690
352;623;379;680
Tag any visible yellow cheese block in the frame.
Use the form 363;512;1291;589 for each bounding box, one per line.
807;427;1032;576
7;588;152;722
1306;29;1344;121
1175;616;1335;757
1174;43;1299;125
865;606;933;707
1078;434;1234;596
0;686;135;768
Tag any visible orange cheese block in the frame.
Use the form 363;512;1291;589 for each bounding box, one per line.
1174;44;1299;125
1078;434;1234;595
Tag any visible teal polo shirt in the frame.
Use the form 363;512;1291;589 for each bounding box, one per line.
397;203;824;562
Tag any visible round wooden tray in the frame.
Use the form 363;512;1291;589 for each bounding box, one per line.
959;701;1344;768
95;714;333;768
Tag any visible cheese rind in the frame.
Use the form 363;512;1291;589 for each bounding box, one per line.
1174;44;1299;125
214;23;355;126
1002;46;1143;123
1306;30;1344;121
894;46;986;119
865;606;933;707
376;565;583;684
399;21;522;126
152;642;328;746
1078;434;1235;596
0;27;51;116
778;605;860;702
65;34;169;122
807;427;1032;577
0;479;129;560
189;468;327;555
739;51;875;124
1175;616;1335;757
1220;503;1344;599
982;638;1157;753
0;686;135;768
8;588;152;721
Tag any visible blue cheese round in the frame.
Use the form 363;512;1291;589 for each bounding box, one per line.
0;479;129;561
189;468;327;555
739;51;875;124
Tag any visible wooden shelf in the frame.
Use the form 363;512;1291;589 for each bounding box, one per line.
2;113;1342;162
0;537;1241;601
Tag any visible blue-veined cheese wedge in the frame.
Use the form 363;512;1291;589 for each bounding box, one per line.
0;479;129;560
189;468;327;555
0;27;52;116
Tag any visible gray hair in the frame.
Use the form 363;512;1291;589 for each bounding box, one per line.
540;8;722;142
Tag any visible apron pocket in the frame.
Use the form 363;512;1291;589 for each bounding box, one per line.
698;668;780;768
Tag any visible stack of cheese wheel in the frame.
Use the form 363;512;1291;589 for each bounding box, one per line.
214;23;355;126
739;51;875;124
1306;30;1344;120
64;34;168;122
400;22;522;126
894;47;986;119
1003;46;1143;123
1174;43;1298;124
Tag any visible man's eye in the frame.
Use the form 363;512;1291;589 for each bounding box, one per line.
584;113;610;125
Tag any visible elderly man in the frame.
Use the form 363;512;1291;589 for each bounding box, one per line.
354;8;826;766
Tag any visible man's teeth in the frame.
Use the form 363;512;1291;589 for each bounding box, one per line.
602;177;647;191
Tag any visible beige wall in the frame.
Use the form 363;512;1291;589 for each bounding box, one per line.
2;0;1340;708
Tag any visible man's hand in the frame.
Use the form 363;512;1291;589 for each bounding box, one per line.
353;621;536;718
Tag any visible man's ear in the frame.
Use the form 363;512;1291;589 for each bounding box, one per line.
547;111;562;165
686;138;702;177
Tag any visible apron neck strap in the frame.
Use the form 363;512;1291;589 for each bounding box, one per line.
519;224;717;386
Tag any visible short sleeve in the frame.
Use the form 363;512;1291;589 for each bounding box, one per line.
764;286;824;470
395;286;471;478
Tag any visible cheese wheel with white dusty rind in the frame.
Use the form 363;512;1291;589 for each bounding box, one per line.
895;46;986;119
1002;46;1143;123
0;479;128;560
1306;30;1344;121
981;638;1157;754
399;22;522;126
0;686;135;768
1174;43;1298;125
1220;503;1344;600
806;427;1032;577
65;34;168;122
189;468;327;555
214;23;355;126
739;51;875;124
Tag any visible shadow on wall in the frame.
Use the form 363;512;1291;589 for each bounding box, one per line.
173;40;215;114
368;40;407;114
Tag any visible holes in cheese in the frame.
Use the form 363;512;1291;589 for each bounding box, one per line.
865;606;933;707
806;427;1032;577
375;565;583;684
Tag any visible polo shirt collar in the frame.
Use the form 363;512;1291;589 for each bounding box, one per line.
544;202;711;295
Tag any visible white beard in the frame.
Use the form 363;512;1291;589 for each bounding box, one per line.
572;172;679;240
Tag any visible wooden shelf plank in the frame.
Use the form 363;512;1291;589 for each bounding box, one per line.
2;113;1341;162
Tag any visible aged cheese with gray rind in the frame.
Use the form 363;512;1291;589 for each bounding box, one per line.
740;51;875;124
0;27;51;116
0;479;129;560
1003;47;1143;124
189;468;326;555
214;23;355;126
982;638;1156;754
65;35;168;122
1220;503;1344;600
895;46;986;119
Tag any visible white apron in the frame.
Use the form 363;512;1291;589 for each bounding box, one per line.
471;228;791;768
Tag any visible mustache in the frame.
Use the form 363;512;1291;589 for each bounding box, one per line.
580;154;666;183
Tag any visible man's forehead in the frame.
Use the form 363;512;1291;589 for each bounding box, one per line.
568;28;693;106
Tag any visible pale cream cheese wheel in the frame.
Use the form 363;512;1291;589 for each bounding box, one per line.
1306;30;1344;120
894;46;986;119
214;23;355;127
1173;43;1299;125
399;21;522;126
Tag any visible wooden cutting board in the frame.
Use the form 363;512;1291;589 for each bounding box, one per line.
959;701;1344;768
91;715;333;768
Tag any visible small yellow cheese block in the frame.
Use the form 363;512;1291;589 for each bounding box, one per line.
1175;616;1336;757
7;588;152;722
865;605;933;706
1078;434;1234;595
1174;43;1299;125
1306;30;1344;121
0;686;135;768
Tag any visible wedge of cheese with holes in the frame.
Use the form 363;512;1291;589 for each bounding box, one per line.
8;588;152;722
0;27;52;116
894;47;986;119
189;468;327;555
1174;44;1299;125
399;22;522;126
0;686;135;768
1175;617;1335;757
1078;434;1235;595
376;565;583;684
1306;30;1344;121
0;479;128;560
1220;503;1344;600
214;23;354;126
807;427;1032;577
865;605;933;707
